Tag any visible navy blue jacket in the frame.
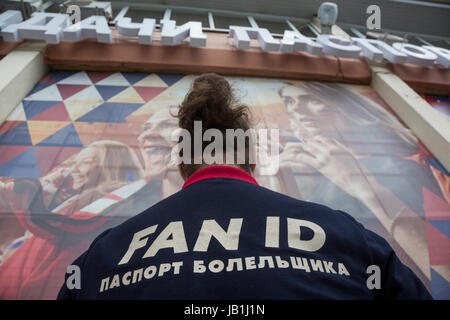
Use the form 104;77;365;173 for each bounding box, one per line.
57;166;432;300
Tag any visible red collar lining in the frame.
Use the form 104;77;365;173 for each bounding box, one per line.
182;165;258;189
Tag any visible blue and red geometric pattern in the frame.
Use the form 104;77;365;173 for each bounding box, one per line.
0;71;174;177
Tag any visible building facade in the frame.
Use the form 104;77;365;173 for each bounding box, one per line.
0;0;449;299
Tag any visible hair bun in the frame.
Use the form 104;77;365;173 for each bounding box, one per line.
178;73;249;133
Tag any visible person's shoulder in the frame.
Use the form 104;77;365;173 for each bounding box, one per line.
254;182;358;218
90;187;183;240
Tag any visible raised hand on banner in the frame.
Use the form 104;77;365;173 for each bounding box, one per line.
281;135;365;200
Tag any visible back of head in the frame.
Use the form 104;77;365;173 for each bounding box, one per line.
176;73;253;178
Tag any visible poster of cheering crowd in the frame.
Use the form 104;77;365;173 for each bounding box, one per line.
0;71;448;299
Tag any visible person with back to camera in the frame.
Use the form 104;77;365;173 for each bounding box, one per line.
57;73;432;300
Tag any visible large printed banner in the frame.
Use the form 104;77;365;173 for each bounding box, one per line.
421;94;450;121
0;71;448;299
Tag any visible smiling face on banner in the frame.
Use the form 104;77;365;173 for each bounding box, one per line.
69;147;102;191
137;109;179;177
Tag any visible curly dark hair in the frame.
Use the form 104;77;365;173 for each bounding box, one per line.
176;73;253;178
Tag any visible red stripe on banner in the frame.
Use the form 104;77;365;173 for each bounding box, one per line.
104;194;123;201
56;212;111;234
426;221;450;265
0;120;24;135
14;210;56;240
423;187;450;220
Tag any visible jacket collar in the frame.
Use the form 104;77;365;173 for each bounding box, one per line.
182;165;258;189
